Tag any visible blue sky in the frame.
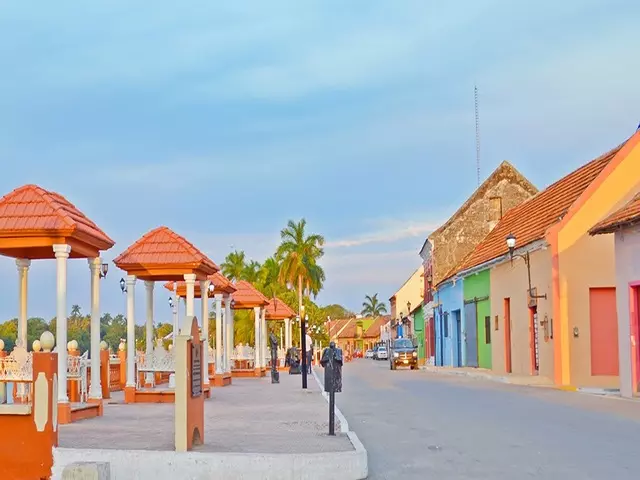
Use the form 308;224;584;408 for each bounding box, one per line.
0;1;639;324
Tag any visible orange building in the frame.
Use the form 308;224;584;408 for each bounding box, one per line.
455;130;640;389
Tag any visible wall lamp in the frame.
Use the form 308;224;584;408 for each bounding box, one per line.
506;233;546;301
119;277;127;293
99;263;109;279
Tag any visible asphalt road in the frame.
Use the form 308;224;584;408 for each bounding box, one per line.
324;359;640;480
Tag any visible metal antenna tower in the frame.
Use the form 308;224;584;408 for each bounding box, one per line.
474;85;481;186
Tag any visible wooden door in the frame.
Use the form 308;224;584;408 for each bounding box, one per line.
504;298;512;374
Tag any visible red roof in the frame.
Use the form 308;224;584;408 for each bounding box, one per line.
114;226;218;275
455;143;623;274
164;271;236;298
363;316;389;338
265;298;296;320
590;194;640;235
229;280;269;308
0;184;114;251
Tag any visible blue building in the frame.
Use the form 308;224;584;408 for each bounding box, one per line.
434;278;464;367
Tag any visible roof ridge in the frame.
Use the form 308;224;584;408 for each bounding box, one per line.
429;160;538;238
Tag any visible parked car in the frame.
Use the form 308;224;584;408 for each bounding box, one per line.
365;349;374;359
376;345;388;360
389;338;418;370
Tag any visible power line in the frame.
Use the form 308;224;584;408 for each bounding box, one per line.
474;85;481;186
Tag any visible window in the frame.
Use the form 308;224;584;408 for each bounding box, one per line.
485;316;491;344
444;312;449;337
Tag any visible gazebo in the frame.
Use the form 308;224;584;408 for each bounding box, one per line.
113;226;218;403
226;281;269;377
0;184;115;424
164;271;237;387
265;297;296;351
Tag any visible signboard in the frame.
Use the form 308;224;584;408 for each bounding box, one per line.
191;343;202;398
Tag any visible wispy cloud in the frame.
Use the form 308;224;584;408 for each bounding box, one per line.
326;223;439;248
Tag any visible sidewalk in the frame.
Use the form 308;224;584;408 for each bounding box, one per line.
53;372;368;479
421;365;554;387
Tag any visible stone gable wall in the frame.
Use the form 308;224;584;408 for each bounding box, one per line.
432;177;535;285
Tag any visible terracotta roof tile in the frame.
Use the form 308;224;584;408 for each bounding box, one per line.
231;280;269;307
164;271;236;297
114;226;218;272
0;184;114;248
457;143;624;273
590;193;640;235
363;316;389;338
265;297;296;319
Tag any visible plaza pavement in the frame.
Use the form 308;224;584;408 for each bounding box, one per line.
53;372;367;479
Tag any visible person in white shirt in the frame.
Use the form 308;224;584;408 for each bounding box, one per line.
305;333;313;373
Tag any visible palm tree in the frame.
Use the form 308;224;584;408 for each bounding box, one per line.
259;256;284;298
242;260;262;283
361;294;387;317
276;218;325;315
221;250;247;282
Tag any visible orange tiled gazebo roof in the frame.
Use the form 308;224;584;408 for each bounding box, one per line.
226;280;269;309
0;184;115;259
113;226;218;281
265;297;296;320
164;271;237;298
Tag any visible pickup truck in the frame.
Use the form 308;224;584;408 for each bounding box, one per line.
389;338;418;370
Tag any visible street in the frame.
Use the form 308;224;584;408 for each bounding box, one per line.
327;359;640;480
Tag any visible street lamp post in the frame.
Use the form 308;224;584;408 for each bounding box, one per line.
301;306;308;389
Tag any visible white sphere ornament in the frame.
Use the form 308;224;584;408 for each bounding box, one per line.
70;339;78;351
118;341;126;352
168;344;173;351
100;340;108;351
40;331;55;352
32;340;42;352
0;339;4;351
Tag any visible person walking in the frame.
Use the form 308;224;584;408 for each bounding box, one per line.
306;332;313;374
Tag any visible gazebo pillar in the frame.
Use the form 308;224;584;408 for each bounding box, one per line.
261;307;267;371
253;306;261;375
284;317;291;349
53;244;71;412
16;259;30;350
125;275;137;393
172;283;178;345
226;302;234;375
200;280;210;386
214;294;223;376
144;281;155;386
224;295;232;372
183;273;196;328
88;258;103;400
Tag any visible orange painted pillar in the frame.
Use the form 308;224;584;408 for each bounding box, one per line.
0;352;58;480
100;349;110;400
67;349;80;403
118;350;126;390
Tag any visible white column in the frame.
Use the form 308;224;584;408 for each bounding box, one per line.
172;283;178;345
145;281;154;353
253;307;261;368
214;294;223;375
184;273;196;330
201;280;210;385
221;298;227;372
224;296;232;372
126;275;137;388
284;318;291;349
16;259;30;349
261;307;267;368
53;244;71;403
88;258;102;399
225;300;233;373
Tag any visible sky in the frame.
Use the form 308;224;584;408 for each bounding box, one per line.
0;0;639;325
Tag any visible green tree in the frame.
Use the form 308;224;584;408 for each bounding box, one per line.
276;218;325;316
361;294;387;317
258;256;285;298
221;250;247;281
242;260;262;283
